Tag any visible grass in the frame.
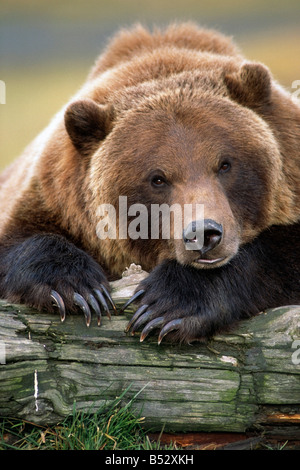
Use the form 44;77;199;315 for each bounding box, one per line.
0;387;178;451
240;27;300;86
0;62;89;171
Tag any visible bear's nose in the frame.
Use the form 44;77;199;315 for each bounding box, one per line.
183;219;223;253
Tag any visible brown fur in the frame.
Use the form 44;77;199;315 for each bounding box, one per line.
0;22;300;280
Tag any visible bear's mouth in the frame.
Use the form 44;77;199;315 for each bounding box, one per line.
193;256;226;265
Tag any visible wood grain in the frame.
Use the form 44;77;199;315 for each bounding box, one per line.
0;267;299;436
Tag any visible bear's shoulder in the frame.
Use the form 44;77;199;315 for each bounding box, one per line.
88;22;240;81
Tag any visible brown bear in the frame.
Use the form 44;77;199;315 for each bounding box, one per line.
0;23;299;342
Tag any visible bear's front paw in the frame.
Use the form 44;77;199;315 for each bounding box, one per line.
126;301;184;344
50;284;116;327
123;288;204;344
122;260;220;344
1;234;116;326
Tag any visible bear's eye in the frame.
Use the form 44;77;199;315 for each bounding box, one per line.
218;161;231;174
151;175;167;188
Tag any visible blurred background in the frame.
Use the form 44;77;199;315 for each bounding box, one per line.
1;0;299;170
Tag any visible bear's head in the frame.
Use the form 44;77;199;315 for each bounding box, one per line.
64;62;296;274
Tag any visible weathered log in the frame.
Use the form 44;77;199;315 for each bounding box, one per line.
0;265;299;437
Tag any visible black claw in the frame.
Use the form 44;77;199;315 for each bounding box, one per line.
120;289;145;313
87;293;102;326
157;319;182;345
125;304;149;332
94;288;111;319
51;290;66;322
140;317;165;342
73;292;92;327
130;309;153;335
100;284;117;313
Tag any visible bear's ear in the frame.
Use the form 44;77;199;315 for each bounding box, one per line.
64;99;114;155
224;62;271;109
